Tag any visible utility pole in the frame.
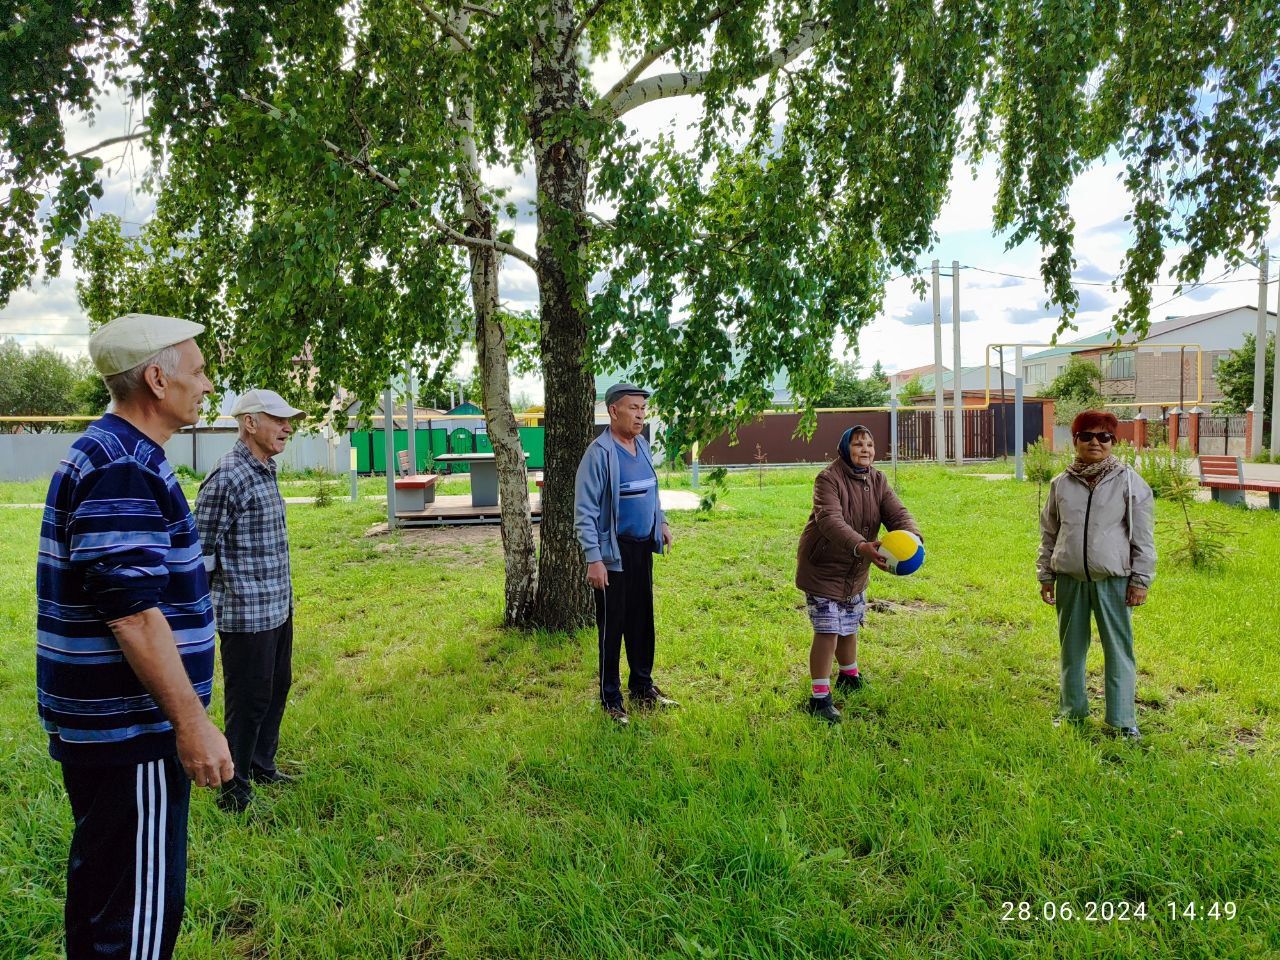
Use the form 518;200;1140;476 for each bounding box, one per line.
1014;345;1025;481
405;360;416;474
1252;248;1268;456
932;259;945;464
1271;258;1280;456
952;260;963;465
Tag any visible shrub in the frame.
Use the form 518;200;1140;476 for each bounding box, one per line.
311;479;337;508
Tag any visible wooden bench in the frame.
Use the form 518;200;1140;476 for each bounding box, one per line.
393;450;439;513
1198;455;1280;510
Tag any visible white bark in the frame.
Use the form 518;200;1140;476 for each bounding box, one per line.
606;17;827;119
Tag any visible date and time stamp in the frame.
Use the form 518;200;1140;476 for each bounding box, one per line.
1000;900;1239;923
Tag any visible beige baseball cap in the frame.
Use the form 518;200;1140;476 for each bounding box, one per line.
230;389;304;419
88;313;205;376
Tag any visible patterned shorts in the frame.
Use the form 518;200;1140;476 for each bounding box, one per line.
804;592;867;635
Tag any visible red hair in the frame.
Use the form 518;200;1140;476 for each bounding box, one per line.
1070;409;1119;435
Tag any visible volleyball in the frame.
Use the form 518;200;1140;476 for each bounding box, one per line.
877;530;925;576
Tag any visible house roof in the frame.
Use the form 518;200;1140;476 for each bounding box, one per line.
891;363;946;380
1024;304;1279;360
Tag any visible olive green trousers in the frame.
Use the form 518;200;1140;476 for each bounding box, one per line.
1055;575;1136;729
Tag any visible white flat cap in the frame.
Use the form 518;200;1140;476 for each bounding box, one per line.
230;389;304;419
88;313;205;377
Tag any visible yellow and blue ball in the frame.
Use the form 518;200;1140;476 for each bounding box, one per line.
877;530;925;576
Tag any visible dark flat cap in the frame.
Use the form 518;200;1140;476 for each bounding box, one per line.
604;382;651;405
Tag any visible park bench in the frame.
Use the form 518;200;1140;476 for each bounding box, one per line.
393;450;439;513
1197;455;1280;510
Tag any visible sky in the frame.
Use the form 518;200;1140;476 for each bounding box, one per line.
4;43;1279;405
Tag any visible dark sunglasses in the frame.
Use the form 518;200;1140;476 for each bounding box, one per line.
1075;431;1115;444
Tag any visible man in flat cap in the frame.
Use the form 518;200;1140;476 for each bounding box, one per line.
194;389;304;813
36;313;233;960
574;383;677;726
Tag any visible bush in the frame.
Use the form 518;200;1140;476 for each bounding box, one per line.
1131;446;1193;500
311;479;337;508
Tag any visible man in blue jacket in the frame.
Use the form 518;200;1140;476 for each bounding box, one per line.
574;383;677;725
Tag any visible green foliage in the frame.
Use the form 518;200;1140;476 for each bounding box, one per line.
815;359;890;409
897;374;928;402
0;338;85;430
4;2;1276;458
1025;438;1064;513
1127;445;1195;501
696;466;728;515
1161;470;1231;569
1215;333;1275;419
1043;357;1106;427
311;479;337;508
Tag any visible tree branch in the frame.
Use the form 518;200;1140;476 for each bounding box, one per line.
462;2;497;17
605;15;827;120
599;3;745;108
67;131;148;161
237;92;538;271
566;0;609;51
406;0;475;52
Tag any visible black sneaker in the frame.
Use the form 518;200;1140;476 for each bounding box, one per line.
603;703;630;727
835;672;865;693
216;784;253;814
806;695;842;724
250;768;297;786
1116;726;1142;743
632;685;680;710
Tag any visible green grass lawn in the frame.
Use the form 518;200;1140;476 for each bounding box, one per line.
1;467;1277;959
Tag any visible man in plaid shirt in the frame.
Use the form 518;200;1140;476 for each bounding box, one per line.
195;389;303;812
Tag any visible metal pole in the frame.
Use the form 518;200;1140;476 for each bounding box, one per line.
1252;248;1268;455
691;441;700;489
405;361;416;473
952;259;963;465
1178;345;1185;412
932;259;945;464
998;346;1007;458
349;443;359;502
1271;271;1280;456
383;386;397;531
1015;345;1025;481
890;384;899;488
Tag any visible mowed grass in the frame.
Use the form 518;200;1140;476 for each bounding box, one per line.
1;467;1277;959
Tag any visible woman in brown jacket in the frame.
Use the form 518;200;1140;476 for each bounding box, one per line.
795;425;921;723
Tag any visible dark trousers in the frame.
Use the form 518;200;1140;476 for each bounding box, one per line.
220;614;293;794
594;537;656;707
62;757;190;960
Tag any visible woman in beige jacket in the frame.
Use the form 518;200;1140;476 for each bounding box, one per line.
1038;410;1156;740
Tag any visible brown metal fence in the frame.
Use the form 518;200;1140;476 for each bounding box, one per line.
696;406;1041;465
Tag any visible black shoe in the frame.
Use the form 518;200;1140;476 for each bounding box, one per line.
835;672;865;693
603;703;630;727
250;768;296;786
1115;726;1142;742
632;685;680;710
806;695;842;724
216;785;253;814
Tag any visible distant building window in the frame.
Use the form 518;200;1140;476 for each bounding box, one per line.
1025;363;1048;384
1101;351;1135;380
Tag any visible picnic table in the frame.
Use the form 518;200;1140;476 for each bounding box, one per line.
433;452;527;507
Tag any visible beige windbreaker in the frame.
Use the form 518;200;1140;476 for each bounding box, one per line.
1037;464;1156;587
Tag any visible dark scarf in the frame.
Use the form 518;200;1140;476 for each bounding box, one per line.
1066;454;1122;489
838;429;871;475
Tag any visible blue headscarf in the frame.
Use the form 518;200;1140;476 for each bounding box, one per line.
838;426;872;473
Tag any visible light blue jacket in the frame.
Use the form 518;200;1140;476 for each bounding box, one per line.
574;429;667;571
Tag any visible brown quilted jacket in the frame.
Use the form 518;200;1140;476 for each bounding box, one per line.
795;460;920;601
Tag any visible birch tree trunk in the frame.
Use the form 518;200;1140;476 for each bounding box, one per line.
530;0;595;630
455;60;538;626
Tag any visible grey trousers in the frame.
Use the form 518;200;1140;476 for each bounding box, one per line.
1055;575;1137;728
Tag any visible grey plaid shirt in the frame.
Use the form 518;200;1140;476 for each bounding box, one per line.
194;440;293;633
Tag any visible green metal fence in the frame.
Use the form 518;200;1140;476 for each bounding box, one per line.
352;427;546;473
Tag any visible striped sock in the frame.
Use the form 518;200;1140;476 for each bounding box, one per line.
811;678;831;698
839;662;859;677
